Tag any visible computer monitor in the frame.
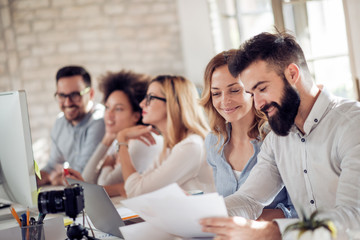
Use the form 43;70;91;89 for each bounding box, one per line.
0;90;38;208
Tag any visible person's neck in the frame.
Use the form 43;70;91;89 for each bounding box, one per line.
230;111;255;143
156;123;167;141
70;116;85;126
294;84;321;134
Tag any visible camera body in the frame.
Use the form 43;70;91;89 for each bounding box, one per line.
38;183;84;219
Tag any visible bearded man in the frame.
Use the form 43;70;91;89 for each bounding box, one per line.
38;66;105;186
200;31;360;240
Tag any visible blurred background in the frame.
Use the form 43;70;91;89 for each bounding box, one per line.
0;0;359;167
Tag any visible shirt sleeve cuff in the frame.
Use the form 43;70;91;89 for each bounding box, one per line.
273;218;299;240
275;202;291;218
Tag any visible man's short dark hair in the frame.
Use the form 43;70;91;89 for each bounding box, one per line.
56;65;91;87
228;31;309;78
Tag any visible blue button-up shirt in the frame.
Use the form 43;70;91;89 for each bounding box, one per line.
42;103;105;173
205;124;297;218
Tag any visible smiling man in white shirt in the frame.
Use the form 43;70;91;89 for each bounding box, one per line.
200;31;360;240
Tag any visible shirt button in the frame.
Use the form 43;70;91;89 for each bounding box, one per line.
310;200;314;204
314;118;318;123
301;138;305;142
304;169;307;173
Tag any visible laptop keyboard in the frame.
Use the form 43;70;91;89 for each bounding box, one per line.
123;217;144;226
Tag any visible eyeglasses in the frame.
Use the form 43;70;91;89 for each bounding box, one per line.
54;87;91;103
144;94;166;106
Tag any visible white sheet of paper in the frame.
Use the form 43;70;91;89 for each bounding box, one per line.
117;206;138;219
120;221;177;240
121;183;228;238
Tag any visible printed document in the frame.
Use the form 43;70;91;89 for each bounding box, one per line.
120;183;227;239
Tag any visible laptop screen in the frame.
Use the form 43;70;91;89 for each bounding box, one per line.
66;179;128;238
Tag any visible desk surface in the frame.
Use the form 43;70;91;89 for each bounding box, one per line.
0;196;206;240
0;195;126;239
0;198;29;230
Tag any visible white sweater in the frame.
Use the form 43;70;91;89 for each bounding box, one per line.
124;134;215;198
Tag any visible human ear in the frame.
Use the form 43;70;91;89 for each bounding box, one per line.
89;88;95;100
284;63;300;85
132;112;141;124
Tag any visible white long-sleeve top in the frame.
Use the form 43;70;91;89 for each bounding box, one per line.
224;88;360;238
82;133;163;185
124;134;216;198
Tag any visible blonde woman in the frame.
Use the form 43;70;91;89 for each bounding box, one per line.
200;50;297;220
114;75;215;197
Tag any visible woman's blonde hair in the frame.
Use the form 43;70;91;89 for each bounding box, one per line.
151;75;210;149
199;49;268;150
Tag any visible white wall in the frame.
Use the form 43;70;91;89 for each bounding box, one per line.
0;0;186;166
176;0;215;87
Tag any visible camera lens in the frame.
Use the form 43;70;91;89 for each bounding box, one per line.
38;190;65;214
37;184;84;220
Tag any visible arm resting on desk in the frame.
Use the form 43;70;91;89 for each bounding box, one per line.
104;183;126;198
200;216;282;240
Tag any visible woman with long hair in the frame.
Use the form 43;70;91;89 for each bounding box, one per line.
200;50;297;220
115;75;215;197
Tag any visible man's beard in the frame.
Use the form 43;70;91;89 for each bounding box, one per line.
261;81;300;136
63;105;83;122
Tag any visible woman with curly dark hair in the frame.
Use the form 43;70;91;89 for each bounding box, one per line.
67;70;163;197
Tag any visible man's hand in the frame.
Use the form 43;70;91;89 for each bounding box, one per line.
200;216;281;240
64;168;85;181
36;170;50;186
48;169;64;186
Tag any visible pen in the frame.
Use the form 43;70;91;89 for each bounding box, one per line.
37;213;46;224
26;207;30;226
21;213;27;226
122;214;139;220
21;212;29;239
9;207;21;227
63;161;70;176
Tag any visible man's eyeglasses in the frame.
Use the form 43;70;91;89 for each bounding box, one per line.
144;94;166;106
54;87;91;103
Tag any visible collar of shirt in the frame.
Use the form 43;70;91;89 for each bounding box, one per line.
290;87;337;136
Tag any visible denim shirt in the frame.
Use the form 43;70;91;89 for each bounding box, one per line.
205;124;297;218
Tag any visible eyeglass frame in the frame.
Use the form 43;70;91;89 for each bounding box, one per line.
144;94;166;106
54;87;91;103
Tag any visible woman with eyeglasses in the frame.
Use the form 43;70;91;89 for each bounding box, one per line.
114;75;215;198
66;70;163;197
199;50;297;220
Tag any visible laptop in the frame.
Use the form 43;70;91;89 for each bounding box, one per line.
66;178;143;238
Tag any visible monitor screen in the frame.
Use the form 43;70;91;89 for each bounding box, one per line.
0;90;38;208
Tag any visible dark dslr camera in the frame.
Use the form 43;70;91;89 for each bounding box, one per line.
38;183;84;219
